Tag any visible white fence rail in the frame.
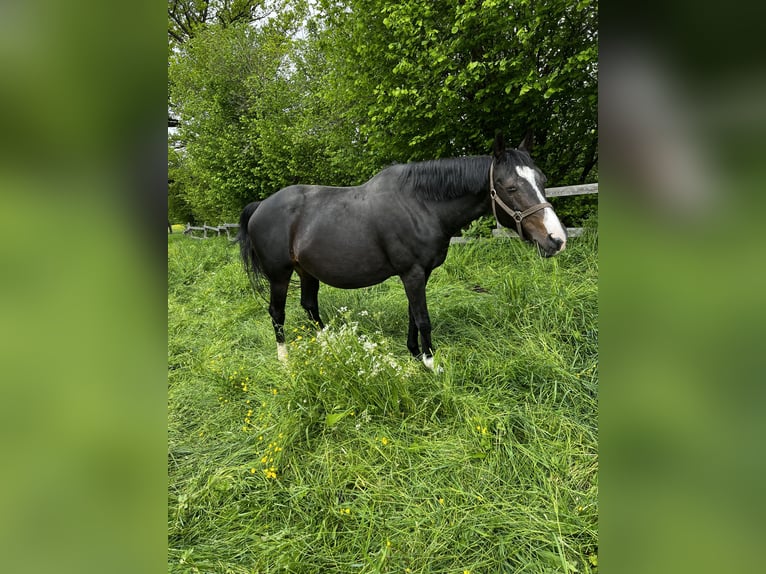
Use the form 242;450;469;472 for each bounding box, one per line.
182;223;240;239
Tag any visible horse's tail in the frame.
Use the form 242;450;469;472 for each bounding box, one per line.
236;201;267;295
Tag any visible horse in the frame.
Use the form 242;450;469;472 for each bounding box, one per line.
236;133;567;369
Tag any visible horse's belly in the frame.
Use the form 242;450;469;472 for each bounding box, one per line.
300;256;394;289
295;241;395;289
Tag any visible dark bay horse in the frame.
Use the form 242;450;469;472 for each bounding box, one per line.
236;133;566;369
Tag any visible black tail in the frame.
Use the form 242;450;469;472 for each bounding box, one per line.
236;201;267;294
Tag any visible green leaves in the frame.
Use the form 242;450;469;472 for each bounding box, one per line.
325;410;353;427
169;0;597;223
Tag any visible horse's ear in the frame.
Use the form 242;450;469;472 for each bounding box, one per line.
493;132;506;160
518;130;534;153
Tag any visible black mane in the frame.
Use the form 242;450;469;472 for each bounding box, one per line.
397;156;489;201
397;151;534;201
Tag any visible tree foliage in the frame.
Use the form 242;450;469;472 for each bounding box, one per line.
168;0;288;45
168;0;597;224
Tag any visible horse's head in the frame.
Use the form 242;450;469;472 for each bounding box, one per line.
490;132;567;257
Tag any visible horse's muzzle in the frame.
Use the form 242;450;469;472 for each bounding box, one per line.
539;233;566;257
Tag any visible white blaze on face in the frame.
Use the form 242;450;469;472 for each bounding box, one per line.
515;165;567;249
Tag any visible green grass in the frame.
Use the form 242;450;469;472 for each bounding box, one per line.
168;227;598;573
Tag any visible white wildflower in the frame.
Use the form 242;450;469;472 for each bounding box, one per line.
362;340;378;353
385;355;401;372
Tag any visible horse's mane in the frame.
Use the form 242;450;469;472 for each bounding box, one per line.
396;152;534;201
395;156;488;201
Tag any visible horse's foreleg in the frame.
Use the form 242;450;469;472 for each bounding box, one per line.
401;268;435;369
268;279;290;363
406;303;420;357
299;274;325;329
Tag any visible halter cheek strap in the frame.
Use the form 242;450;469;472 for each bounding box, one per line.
489;161;552;240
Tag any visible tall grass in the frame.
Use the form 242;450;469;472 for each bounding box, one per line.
168;226;597;573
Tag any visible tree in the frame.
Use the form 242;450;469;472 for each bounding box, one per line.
167;0;286;46
168;145;196;225
312;0;597;183
167;0;598;223
170;23;270;221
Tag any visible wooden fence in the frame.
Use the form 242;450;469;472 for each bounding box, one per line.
182;223;241;239
180;183;597;242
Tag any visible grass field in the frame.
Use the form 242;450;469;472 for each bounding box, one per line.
168;223;598;573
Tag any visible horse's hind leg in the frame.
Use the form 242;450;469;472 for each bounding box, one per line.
299;273;325;329
268;277;291;362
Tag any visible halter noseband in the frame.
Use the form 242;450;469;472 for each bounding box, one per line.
489;160;552;240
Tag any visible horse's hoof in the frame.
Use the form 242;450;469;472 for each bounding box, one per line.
422;355;443;373
277;343;288;363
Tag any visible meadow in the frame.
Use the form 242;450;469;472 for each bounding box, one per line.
168;223;598;573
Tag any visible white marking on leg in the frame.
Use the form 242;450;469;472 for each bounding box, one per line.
422;355;443;373
277;343;288;363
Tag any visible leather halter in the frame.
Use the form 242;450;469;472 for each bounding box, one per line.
489;160;552;240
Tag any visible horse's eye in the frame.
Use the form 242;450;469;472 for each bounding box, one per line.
495;178;516;192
